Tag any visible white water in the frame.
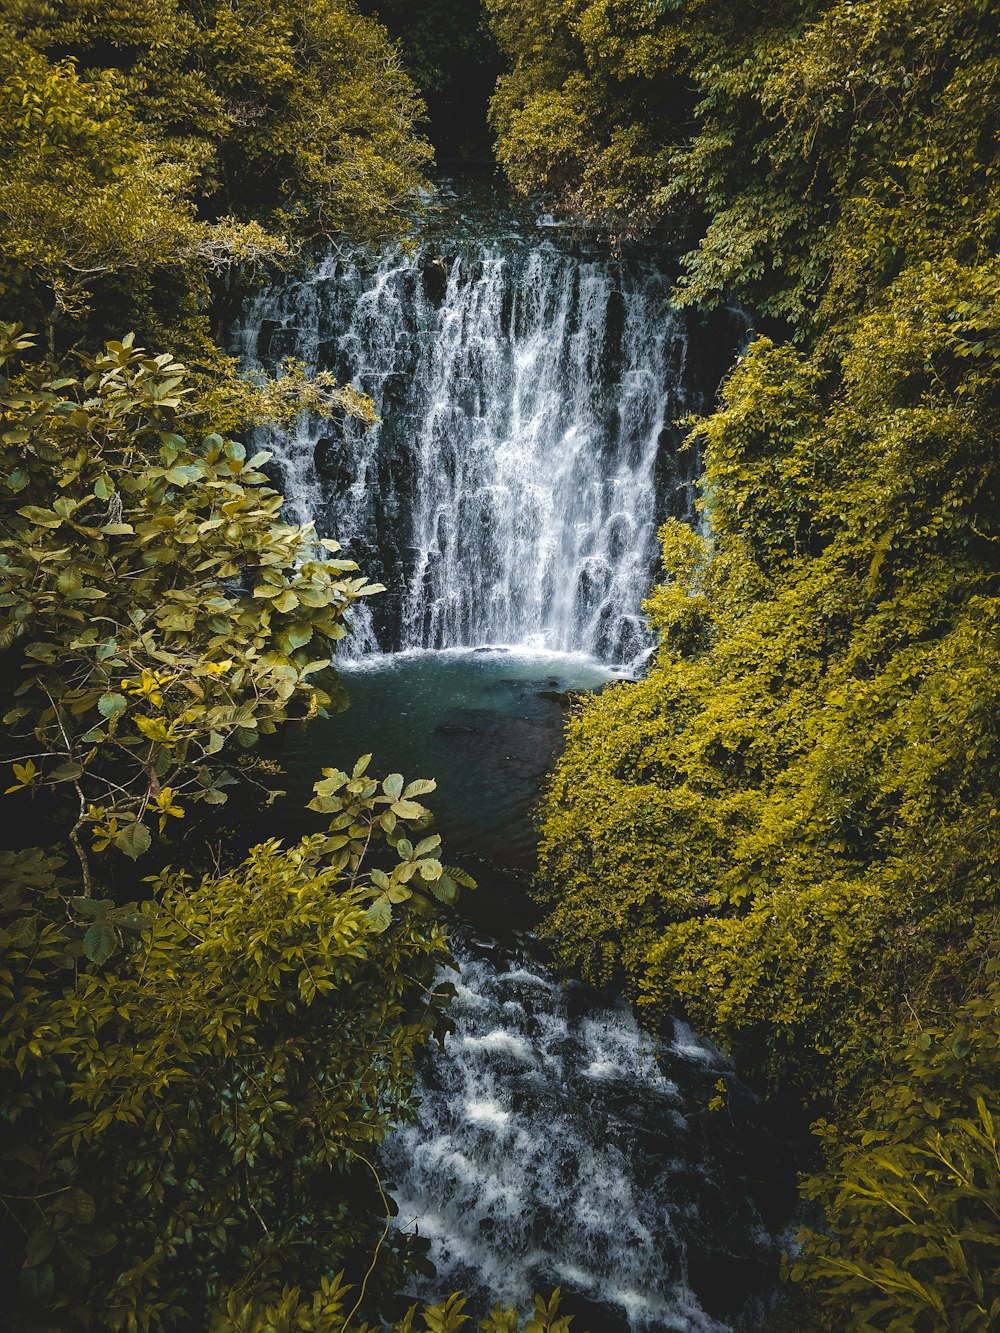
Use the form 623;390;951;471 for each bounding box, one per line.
236;236;694;665
236;217;774;1330
384;941;777;1331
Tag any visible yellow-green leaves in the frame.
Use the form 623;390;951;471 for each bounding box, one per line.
0;41;202;342
2;0;432;263
0;328;385;887
0;827;453;1328
792;980;1000;1329
4;758;38;793
306;762;475;932
209;1276;577;1333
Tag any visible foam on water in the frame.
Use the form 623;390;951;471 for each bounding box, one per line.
382;940;779;1332
235;233;700;667
333;643;631;678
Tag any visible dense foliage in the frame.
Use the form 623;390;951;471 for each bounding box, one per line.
792;970;1000;1328
1;0;432;358
497;0;1000;1325
5;0;432;239
0;8;512;1329
0;326;381;888
1;776;453;1329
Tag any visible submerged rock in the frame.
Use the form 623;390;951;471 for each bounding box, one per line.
537;687;590;706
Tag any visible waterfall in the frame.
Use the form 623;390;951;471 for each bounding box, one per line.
234;205;778;1330
235;221;708;666
382;938;779;1332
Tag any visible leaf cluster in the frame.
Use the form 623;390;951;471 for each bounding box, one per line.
307;756;477;933
0;766;465;1330
213;1279;576;1333
0;325;383;899
790;966;1000;1330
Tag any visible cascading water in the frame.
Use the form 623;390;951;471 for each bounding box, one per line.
383;937;780;1332
235;198;735;666
237;192;778;1331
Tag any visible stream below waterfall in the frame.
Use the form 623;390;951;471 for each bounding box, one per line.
238;182;789;1330
384;933;780;1333
272;650;790;1331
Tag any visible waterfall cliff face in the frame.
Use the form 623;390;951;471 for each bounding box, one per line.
236;214;737;666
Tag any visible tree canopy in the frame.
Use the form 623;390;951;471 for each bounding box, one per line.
500;1;1000;1325
0;0;432;360
5;0;432;240
0;8;493;1329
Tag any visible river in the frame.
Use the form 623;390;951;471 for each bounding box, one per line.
234;181;787;1331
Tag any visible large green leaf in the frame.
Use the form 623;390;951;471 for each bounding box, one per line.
365;898;392;933
83;921;116;964
115;822;151;860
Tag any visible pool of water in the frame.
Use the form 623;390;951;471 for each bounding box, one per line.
277;644;624;880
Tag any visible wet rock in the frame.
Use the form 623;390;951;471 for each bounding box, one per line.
420;255;450;306
557;1289;630;1333
537;687;589;706
255;317;280;359
687;1247;776;1323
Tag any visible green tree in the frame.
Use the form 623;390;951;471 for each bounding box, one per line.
0;764;471;1330
0;324;383;901
0;1;433;359
488;0;1000;324
486;0;722;235
0;40;223;356
4;0;433;244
